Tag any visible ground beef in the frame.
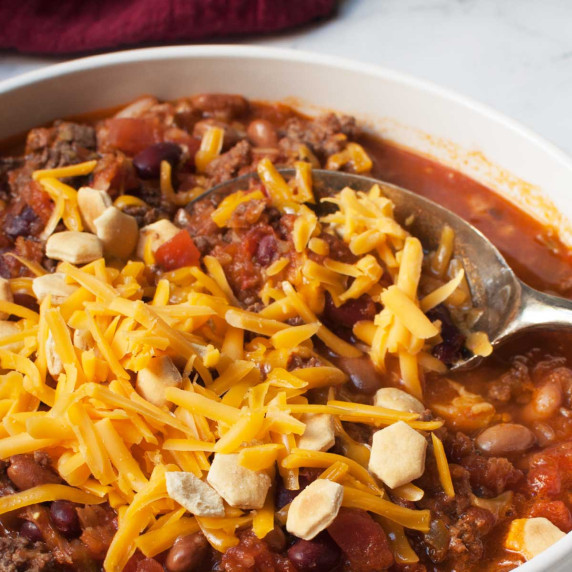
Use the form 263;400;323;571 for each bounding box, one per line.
90;152;139;197
487;359;533;404
77;505;117;562
445;432;522;497
221;529;295;572
462;455;523;497
0;536;57;572
279;113;358;160
447;507;495;566
0;461;15;497
286;354;322;371
205;140;253;185
25;121;97;171
0;237;45;279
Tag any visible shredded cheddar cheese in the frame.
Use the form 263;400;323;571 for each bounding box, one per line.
0;160;490;571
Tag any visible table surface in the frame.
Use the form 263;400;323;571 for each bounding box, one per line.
1;0;571;155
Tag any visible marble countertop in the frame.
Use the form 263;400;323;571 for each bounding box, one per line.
1;0;571;155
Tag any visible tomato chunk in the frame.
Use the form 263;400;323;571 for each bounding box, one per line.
327;508;394;571
102;118;160;156
528;500;572;533
155;230;200;271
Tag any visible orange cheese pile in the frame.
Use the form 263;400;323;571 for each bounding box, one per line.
0;157;480;570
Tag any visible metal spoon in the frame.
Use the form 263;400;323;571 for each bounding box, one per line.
188;169;572;369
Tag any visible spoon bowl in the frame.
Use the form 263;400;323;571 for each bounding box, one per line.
188;169;572;369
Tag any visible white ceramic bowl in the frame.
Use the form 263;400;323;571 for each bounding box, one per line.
0;45;570;571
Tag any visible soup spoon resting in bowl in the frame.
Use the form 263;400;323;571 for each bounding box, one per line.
188;168;572;370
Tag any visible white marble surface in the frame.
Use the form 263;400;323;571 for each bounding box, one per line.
1;0;571;155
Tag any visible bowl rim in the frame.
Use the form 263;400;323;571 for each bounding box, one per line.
0;44;570;570
1;44;572;174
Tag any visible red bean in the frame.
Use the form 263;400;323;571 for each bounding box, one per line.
327;508;394;570
191;94;249;119
476;423;536;456
165;532;209;572
7;454;61;491
287;533;340;572
256;234;278;266
50;500;81;538
426;304;466;366
247;119;278;148
133;142;182;179
20;520;43;542
323;293;376;331
336;356;384;395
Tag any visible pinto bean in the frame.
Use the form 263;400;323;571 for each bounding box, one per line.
133;142;182;179
264;525;287;553
247;119;278;148
523;378;563;422
476;423;536;456
7;454;61;491
165;532;209;572
336;356;384;395
287;533;341;572
191;94;249;119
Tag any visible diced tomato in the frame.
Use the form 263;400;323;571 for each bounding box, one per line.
528;500;572;532
154;230;200;271
527;441;572;497
527;464;562;497
327;508;394;572
102;118;160;156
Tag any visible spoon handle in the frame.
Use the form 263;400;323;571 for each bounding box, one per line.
501;282;572;340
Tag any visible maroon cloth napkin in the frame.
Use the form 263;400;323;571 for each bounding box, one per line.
0;0;336;54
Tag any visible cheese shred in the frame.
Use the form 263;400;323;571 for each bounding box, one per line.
0;161;489;569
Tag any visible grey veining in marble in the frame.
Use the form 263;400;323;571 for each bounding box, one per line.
1;0;571;154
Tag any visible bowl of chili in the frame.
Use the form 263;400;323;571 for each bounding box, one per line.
0;45;571;572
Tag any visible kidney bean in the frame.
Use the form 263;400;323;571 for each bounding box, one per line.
5;206;38;239
133;142;182;179
247;119;278;148
7;454;61;491
323;292;376;331
165;532;209;572
20;520;43;542
255;234;278;266
50;501;81;538
426;304;466;366
336;355;384;395
328;508;393;570
476;423;536;456
191;94;249;119
287;533;341;572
